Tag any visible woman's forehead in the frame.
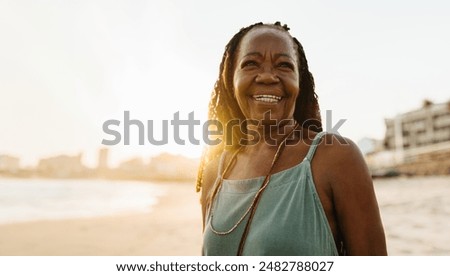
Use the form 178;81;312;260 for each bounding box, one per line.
237;27;297;58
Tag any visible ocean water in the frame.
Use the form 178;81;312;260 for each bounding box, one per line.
0;178;166;224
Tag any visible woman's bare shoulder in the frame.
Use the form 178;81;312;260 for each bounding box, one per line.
314;132;371;189
300;129;359;155
319;133;364;165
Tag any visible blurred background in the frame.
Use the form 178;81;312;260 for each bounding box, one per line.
0;0;449;255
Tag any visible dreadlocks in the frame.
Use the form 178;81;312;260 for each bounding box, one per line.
196;21;322;192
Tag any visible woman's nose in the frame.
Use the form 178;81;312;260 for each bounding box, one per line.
255;67;279;84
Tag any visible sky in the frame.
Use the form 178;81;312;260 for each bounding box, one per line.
0;0;449;167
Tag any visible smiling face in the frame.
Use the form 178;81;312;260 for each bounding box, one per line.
232;26;300;125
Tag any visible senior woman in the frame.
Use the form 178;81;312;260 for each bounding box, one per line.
196;22;387;256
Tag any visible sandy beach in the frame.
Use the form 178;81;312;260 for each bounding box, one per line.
374;176;450;255
0;176;449;256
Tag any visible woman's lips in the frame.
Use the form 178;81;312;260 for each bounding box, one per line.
252;94;282;103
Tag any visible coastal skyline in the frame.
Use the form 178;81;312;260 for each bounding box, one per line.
0;148;199;182
1;0;449;167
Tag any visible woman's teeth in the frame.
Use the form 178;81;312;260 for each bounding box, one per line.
253;95;282;103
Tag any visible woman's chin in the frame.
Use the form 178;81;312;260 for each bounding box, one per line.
243;116;294;129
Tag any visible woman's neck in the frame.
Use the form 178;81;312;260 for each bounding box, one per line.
243;119;299;151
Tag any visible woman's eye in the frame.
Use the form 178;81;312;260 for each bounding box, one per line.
242;60;258;68
278;62;294;70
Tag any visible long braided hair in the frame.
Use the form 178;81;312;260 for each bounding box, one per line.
196;22;322;192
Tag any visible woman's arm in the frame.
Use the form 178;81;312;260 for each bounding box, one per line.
325;135;387;255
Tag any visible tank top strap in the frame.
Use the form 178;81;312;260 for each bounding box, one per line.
304;132;327;162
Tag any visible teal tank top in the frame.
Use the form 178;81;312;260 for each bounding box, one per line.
202;132;338;256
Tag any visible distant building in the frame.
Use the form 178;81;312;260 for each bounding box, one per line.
357;137;384;155
367;100;450;175
98;148;109;170
384;100;450;157
0;155;20;173
97;148;109;177
115;157;148;179
37;153;87;178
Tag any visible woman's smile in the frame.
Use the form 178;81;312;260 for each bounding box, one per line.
252;94;283;104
